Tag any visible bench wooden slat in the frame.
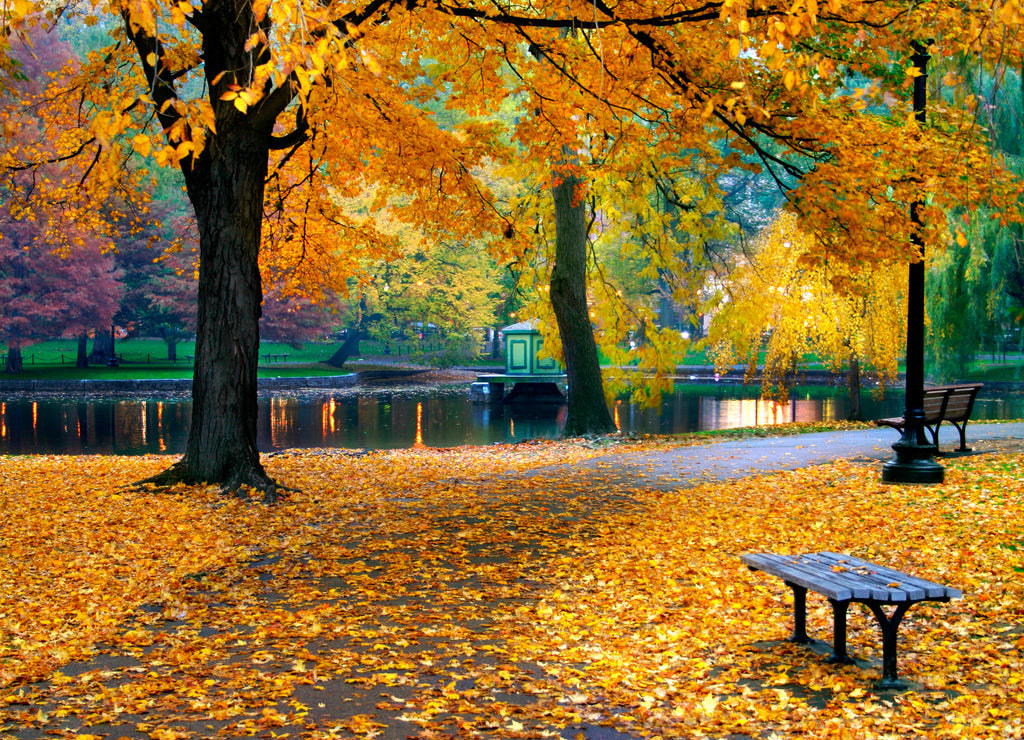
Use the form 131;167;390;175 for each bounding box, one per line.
741;552;961;603
809;552;930;601
741;553;857;600
739;553;858;599
924;384;983;424
814;552;961;599
742;553;901;601
943;399;973;418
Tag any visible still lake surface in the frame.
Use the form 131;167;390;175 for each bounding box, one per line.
1;383;1021;455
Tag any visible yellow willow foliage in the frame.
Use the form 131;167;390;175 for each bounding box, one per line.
590;163;735;405
707;213;907;397
508;159;729;407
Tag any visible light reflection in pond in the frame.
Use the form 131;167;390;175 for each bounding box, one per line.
0;385;1019;456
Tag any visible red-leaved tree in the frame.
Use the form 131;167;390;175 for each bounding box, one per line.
0;28;124;372
0;217;123;372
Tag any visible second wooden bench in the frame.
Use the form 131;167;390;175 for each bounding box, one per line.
875;382;983;453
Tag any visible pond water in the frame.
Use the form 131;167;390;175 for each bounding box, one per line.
0;383;1021;455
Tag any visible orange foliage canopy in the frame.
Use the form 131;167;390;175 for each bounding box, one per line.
0;0;1019;279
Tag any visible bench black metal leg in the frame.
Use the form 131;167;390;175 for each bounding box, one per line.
865;602;912;690
951;421;971;452
827;599;855;664
785;581;810;644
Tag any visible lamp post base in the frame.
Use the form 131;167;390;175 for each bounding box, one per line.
882;440;944;484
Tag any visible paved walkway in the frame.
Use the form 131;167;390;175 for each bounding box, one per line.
533;422;1024;490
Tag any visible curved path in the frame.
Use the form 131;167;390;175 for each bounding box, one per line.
528;422;1024;490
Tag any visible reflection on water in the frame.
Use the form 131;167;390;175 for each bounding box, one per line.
0;399;193;455
0;385;1020;455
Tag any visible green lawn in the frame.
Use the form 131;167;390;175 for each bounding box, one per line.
0;337;505;380
970;358;1024;382
2;337;1023;383
0;338;345;380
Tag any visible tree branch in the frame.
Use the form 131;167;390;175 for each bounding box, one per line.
269;105;310;151
121;13;184;140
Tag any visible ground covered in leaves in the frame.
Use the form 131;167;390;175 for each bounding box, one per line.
0;436;1021;739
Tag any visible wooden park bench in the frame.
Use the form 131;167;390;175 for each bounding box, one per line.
875;382;983;453
741;551;962;689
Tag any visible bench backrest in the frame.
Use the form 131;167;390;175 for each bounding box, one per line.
921;389;951;422
922;383;983;423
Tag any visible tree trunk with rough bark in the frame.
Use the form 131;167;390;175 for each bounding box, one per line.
120;0;308;499
549;168;615;437
326;295;369;368
140;123;281;498
326;323;362;368
89;327;114;365
5;342;22;373
847;352;863;421
158;326;185;361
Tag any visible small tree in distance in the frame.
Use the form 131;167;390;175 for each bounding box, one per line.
261;290;345;348
0;217;123;373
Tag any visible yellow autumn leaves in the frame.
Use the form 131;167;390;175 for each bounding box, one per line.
0;437;1021;738
706;212;908;398
0;456;237;687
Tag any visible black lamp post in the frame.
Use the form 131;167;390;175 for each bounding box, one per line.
882;42;944;484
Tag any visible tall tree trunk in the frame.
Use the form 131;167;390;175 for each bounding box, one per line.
326;327;361;368
549;167;615;437
159;326;182;361
76;332;89;368
847;352;863;421
140;124;280;497
121;0;300;500
325;297;366;368
5;342;22;374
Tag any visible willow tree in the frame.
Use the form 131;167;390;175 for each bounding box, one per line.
706;213;907;418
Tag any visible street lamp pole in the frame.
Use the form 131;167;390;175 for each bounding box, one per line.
882;41;944;484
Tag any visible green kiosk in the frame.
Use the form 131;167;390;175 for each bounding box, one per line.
472;320;566;403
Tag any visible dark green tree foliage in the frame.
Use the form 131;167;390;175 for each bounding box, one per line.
927;66;1024;376
927;242;985;381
